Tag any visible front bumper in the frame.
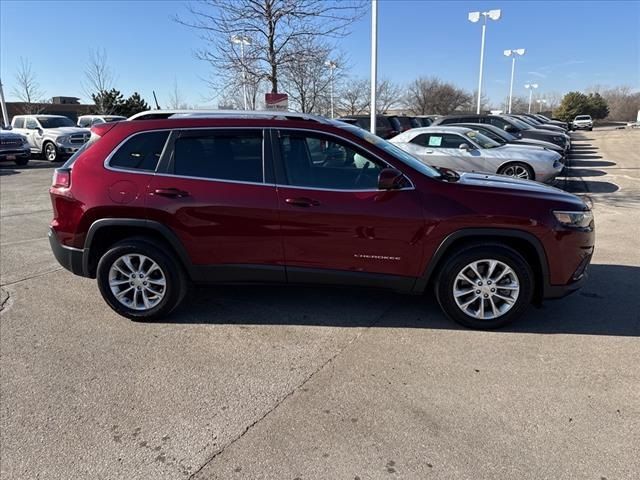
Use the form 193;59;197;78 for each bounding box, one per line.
572;124;592;130
543;273;587;299
0;148;31;161
56;143;84;155
48;228;86;276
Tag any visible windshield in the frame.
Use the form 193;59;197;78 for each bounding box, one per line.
464;130;501;149
575;115;591;120
338;123;441;178
37;117;75;128
507;117;532;130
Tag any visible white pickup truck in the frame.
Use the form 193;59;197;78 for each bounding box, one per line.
572;115;593;131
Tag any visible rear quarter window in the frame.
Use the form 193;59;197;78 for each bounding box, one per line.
109;131;169;171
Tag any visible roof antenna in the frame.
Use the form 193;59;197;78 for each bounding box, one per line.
152;91;160;110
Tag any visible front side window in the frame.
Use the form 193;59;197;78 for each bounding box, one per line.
37;117;75;128
110;131;169;171
413;133;467;149
172;130;263;183
279;132;386;190
78;117;92;128
25;118;39;129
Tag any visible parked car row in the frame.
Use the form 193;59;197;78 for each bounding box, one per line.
338;114;439;139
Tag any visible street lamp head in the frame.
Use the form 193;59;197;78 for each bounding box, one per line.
468;11;481;23
231;34;251;45
515;48;526;56
504;49;513;57
487;9;502;20
525;83;539;89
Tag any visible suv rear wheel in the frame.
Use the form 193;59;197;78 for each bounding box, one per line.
435;245;533;329
96;239;187;320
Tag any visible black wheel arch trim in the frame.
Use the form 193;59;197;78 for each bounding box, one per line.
413;228;551;295
82;218;194;278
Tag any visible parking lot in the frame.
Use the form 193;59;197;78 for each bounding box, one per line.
1;128;639;479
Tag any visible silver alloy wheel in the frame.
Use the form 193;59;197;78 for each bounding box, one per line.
453;259;520;320
108;254;166;311
45;143;57;161
501;164;531;179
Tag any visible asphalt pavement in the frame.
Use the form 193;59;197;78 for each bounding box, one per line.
1;129;639;479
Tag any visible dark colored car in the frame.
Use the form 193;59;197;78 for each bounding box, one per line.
508;114;567;133
337;115;397;139
0;130;31;165
432;114;571;151
388;115;415;133
451;123;566;157
528;114;569;131
49;111;594;329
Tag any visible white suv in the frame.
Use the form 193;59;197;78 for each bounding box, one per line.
572;115;593;131
11;115;90;162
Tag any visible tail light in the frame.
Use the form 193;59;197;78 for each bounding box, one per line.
52;168;71;188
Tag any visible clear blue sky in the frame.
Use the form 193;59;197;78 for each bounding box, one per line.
1;0;638;108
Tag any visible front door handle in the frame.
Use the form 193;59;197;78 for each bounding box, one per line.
425;149;434;154
152;188;190;198
285;197;320;208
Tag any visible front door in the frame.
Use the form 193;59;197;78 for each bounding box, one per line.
147;128;285;281
274;129;425;281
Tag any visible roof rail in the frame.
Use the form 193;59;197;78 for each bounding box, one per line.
127;109;332;124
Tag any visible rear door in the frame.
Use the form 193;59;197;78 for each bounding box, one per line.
273;129;425;281
147;128;285;281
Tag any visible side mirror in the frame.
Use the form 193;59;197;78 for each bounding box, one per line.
377;168;405;190
504;125;518;134
458;143;471;151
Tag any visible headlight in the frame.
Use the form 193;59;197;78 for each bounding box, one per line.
22;136;29;145
57;136;69;144
553;210;594;229
553;136;564;143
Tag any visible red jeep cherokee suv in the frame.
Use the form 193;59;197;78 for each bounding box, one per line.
49;111;594;329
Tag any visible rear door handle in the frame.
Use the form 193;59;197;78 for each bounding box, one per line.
285;197;320;208
152;188;190;198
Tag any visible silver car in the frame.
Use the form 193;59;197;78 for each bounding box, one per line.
11;115;90;162
389;126;564;183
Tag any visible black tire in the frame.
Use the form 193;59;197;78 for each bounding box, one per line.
588;127;593;131
435;245;534;329
14;157;29;166
96;238;187;321
43;141;58;162
498;162;535;181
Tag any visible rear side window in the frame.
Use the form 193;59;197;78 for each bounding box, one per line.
172;130;263;183
12;118;25;128
110;131;169;171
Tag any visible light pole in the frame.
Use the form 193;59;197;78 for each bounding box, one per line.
468;9;502;114
524;83;539;113
0;78;9;128
231;34;252;110
325;60;337;118
370;0;378;134
503;48;525;114
536;98;547;113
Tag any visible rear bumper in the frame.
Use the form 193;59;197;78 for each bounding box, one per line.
48;228;87;276
0;149;31;161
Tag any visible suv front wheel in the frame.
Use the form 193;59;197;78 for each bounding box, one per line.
435;245;534;329
96;238;187;320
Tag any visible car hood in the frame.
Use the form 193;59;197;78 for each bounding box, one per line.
511;138;563;151
44;127;90;136
454;171;586;207
0;131;26;140
482;145;560;162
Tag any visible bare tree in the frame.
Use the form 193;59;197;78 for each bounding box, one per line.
280;39;343;114
375;79;403;113
84;49;114;114
600;86;640;121
405;77;471;115
12;58;45;114
168;78;190;109
337;78;369;115
174;0;364;95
